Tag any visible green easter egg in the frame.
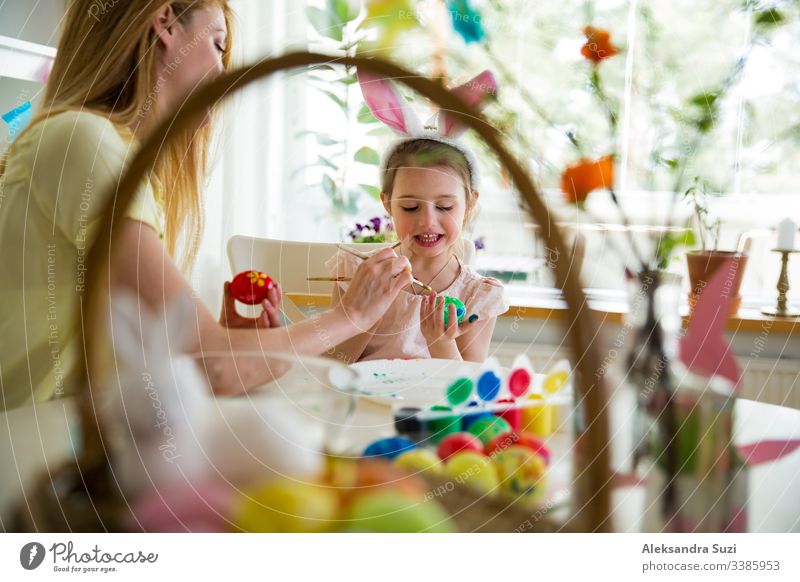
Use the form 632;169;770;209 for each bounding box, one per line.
345;491;455;532
467;415;512;446
442;296;466;326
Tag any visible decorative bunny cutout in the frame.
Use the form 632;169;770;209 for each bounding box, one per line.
680;258;800;466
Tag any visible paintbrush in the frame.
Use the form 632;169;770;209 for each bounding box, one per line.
335;244;433;294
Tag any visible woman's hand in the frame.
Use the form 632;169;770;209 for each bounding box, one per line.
420;293;469;357
338;248;412;331
219;281;282;329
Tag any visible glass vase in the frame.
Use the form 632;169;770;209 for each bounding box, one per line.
621;270;747;532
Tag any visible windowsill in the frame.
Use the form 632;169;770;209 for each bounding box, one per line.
286;285;800;335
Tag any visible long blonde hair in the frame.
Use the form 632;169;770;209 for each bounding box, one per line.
1;0;234;269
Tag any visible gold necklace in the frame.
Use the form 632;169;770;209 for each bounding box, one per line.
405;252;457;295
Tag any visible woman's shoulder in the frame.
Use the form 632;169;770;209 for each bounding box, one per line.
23;109;130;156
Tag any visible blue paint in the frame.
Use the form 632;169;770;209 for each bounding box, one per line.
476;370;501;401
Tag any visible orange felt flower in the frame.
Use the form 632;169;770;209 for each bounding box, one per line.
561;155;615;204
581;26;619;64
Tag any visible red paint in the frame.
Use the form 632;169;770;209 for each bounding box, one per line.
436;433;484;461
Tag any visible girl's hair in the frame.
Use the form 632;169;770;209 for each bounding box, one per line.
0;0;234;270
381;138;478;227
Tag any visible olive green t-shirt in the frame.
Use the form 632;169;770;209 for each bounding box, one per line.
0;110;165;411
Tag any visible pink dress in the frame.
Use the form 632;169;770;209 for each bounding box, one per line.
325;250;509;361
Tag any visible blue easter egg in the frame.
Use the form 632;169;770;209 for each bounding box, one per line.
362;437;417;460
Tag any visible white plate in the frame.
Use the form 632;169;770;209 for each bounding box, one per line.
349;358;485;406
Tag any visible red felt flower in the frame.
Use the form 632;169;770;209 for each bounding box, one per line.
561;155;615;204
581;26;619;64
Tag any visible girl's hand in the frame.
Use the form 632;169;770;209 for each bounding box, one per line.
419;292;469;349
219;281;282;329
338;248;413;331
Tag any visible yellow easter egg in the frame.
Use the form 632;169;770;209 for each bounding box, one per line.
445;451;499;495
494;446;547;505
393;449;444;476
233;479;339;533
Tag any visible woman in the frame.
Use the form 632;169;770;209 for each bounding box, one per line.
0;0;411;411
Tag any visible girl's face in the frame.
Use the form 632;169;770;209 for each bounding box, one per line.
153;5;228;117
384;165;471;258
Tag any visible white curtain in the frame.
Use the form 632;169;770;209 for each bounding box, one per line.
192;0;308;311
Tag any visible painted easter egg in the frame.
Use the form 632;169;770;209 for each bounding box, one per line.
362;436;416;460
493;446;547;504
393;449;444;476
437;432;484;461
232;479;339;533
344;491;455;533
442;296;466;326
445;451;499;495
485;432;551;465
461;401;494;431
467;415;512;446
230;270;274;305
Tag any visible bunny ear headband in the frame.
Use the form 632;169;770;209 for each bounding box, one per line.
357;68;498;191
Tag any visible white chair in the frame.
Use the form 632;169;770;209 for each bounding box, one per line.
227;235;478;323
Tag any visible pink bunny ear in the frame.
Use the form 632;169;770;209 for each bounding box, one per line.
439;70;497;138
357;69;420;135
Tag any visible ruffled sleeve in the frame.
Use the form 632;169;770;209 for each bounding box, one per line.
463;276;509;320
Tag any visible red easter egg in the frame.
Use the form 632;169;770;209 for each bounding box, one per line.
485;432;550;465
437;432;484;461
230;270;274;305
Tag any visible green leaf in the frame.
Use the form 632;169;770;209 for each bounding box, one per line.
306;5;343;41
359;183;381;200
322;174;337;198
754;8;784;28
689;91;719;111
318;155;339;170
357;103;377;124
297;131;340;146
331;0;359;24
319;88;347;109
354;146;380;165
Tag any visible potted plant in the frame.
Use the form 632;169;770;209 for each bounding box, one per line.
683;179;748;316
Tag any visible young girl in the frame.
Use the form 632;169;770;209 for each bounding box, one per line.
328;71;508;363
